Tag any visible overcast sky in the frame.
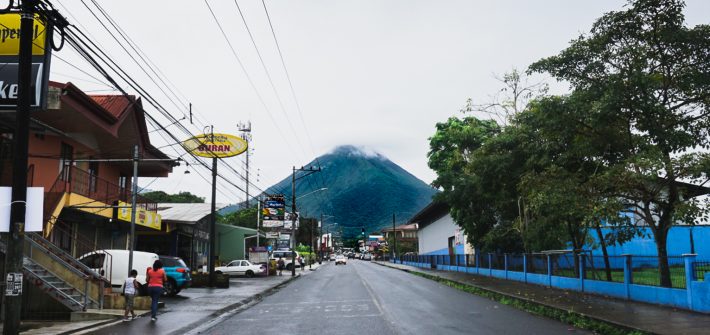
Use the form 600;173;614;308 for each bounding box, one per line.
49;0;710;203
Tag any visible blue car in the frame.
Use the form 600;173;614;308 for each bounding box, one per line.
159;256;192;296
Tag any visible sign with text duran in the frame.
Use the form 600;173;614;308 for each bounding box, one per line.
261;195;285;228
0;13;54;110
117;201;162;230
0;187;44;232
181;133;248;158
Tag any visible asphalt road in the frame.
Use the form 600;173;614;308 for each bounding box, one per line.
204;260;590;335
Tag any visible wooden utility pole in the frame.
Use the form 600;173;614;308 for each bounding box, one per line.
4;2;35;333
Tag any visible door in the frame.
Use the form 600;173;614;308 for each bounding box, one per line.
448;236;455;265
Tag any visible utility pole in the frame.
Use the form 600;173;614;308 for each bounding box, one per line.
392;213;397;261
291;166;296;276
256;196;261;247
4;2;34;333
309;218;313;270
290;165;321;276
319;213;323;264
209;157;218;287
128;145;139;274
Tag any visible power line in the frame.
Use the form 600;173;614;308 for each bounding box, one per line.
202;0;298;157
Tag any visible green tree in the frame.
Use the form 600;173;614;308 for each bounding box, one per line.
218;206;258;229
529;0;710;287
142;190;205;203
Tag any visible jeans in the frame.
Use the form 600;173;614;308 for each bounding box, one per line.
148;286;163;318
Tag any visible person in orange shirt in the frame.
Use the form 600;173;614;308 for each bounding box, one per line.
146;260;167;321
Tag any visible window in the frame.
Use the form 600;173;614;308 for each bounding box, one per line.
80;253;106;269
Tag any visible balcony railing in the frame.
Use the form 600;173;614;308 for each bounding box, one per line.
43;165;157;221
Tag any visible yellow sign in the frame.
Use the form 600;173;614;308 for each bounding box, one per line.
117;201;162;230
0;13;48;56
182;133;248;158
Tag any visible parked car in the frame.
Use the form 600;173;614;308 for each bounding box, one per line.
335;255;347;265
215;260;265;278
270;250;301;271
78;249;159;292
363;254;372;261
347;253;355;259
159;256;192;296
329;254;336;261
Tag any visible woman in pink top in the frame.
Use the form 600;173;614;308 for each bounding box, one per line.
146;260;167;321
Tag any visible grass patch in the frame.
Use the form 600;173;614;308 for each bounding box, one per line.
409;270;648;335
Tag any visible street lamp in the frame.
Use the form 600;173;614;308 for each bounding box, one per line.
296;187;327;200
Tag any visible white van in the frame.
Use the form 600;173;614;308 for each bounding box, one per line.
78;249;159;291
270;250;301;271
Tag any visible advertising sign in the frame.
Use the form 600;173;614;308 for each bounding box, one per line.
283;212;299;230
276;239;290;250
117;201;162;230
181;133;248;158
265;232;279;239
5;273;22;296
261;196;285;228
0;13;54;110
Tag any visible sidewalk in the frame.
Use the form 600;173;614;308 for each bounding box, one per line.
375;261;710;335
11;263;323;335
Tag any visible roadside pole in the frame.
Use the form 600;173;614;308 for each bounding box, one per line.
209;157;218;287
309;218;314;269
3;2;34;333
128;145;139;275
392;213;396;261
256;196;261;247
291;166;296;277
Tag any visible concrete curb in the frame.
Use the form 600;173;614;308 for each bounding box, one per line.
374;261;655;335
56;318;125;335
174;273;302;335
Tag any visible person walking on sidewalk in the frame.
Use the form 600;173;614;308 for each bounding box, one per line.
146;260;167;322
298;256;305;271
277;257;285;276
122;269;139;321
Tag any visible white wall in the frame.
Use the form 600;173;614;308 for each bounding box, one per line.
418;214;459;255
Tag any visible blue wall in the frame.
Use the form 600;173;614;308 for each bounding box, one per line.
394;255;710;313
589;226;710;257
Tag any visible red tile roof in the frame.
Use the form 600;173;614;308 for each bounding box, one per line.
89;95;136;119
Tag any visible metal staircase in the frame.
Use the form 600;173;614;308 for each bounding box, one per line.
0;233;107;312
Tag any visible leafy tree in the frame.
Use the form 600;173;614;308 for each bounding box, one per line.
427;116;505;251
529;0;710;287
142;190;204;203
218;206;258;229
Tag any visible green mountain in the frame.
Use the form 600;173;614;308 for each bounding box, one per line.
264;145;437;238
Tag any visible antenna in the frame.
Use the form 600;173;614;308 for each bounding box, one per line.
238;121;253;207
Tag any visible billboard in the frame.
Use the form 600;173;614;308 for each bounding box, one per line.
117;201;162;230
0;13;54;110
261;196;285;228
181;133;248;158
283;212;299;230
